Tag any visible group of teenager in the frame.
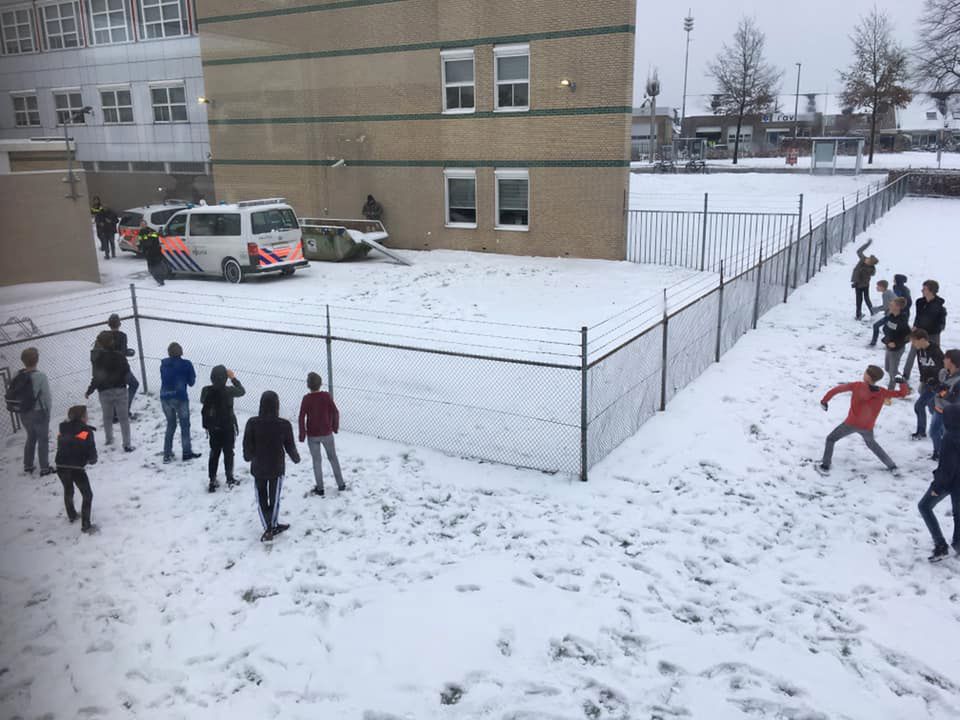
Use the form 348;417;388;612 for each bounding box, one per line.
11;315;348;542
819;238;959;562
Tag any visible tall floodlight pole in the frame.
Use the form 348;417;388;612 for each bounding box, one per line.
681;12;694;131
793;63;802;139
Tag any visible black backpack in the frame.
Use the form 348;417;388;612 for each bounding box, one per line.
5;370;36;414
201;387;223;430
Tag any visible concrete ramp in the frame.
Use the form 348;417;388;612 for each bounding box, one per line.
346;229;412;266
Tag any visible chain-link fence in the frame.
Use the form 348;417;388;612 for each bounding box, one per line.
0;174;912;480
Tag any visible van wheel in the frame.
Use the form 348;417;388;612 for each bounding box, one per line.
280;267;295;277
222;258;243;284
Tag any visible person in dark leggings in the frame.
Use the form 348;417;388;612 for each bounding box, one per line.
200;366;245;493
243;390;300;542
918;404;960;562
851;239;878;320
54;405;98;533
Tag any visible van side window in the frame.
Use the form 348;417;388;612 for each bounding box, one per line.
252;208;299;234
190;213;241;237
166;213;187;235
151;208;182;226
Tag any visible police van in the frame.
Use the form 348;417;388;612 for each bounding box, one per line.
118;200;190;254
158;198;309;283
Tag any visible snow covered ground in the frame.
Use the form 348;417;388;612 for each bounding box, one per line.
1;198;958;718
632;151;960;173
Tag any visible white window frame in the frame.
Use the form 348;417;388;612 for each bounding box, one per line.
99;84;134;124
443;169;477;229
149;82;188;123
87;0;132;46
53;88;86;125
494;169;529;232
40;1;83;51
440;48;475;115
11;92;41;127
493;43;530;113
138;0;188;40
0;7;37;55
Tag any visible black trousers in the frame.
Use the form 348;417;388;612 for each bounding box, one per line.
98;232;115;258
147;260;168;285
208;428;235;481
254;475;283;530
58;468;92;528
855;287;874;318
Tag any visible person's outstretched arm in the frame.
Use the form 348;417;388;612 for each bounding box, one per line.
821;383;855;408
856;239;872;259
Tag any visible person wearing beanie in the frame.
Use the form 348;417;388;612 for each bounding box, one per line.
909;330;945;440
917;403;960;562
199;365;245;492
818;364;908;472
243;390;300;542
159;342;200;464
298;372;346;496
929;349;960;461
892;274;912;322
868;279;896;345
851;239;878;320
903;280;947;380
55;405;98;533
880;297;911;389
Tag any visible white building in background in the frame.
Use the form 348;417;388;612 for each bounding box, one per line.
0;0;212;206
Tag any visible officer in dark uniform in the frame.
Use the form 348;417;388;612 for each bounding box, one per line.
91;196;118;259
138;220;167;286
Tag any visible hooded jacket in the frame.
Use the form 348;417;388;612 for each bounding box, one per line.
881;311;911;350
934;368;960;412
160;356;196;402
914;296;947;336
200;365;245;433
821;380;909;431
243;391;300;478
55;418;98;469
850;241;876;288
932;404;960;494
86;348;130;394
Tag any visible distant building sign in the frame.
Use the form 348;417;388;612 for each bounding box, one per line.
761;113;815;123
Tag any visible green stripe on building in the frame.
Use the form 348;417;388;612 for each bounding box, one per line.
208;106;633;126
199;0;409;25
203;25;636;67
212;159;631;168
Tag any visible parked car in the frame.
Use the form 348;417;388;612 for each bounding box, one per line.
117;200;191;254
158;198;308;283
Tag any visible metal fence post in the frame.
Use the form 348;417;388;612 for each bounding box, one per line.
699;192;709;271
853;190;860;239
129;283;148;394
325;304;334;399
805;214;814;283
783;224;793;303
793;194;804;289
752;245;763;330
659;289;669;412
822;205;829;268
840;198;846;251
580;326;588;482
715;262;725;362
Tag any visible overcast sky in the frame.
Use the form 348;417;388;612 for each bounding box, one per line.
632;0;922;113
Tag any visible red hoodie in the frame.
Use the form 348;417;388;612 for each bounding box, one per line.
821;381;908;431
298;391;339;440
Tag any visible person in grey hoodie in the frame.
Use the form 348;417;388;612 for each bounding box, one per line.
851;239;878;320
17;347;53;475
930;349;960;461
869;279;897;346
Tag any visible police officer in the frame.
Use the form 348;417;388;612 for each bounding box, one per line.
91;196;118;259
138;220;167;286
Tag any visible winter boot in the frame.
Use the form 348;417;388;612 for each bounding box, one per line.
929;544;950;563
260;528;274;542
225;476;239;488
911;432;927;440
310;486;325;497
208;478;219;493
273;523;290;536
183;452;202;461
163;454;174;464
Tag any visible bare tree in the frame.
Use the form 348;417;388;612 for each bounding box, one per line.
839;8;912;164
914;0;960;92
707;17;782;164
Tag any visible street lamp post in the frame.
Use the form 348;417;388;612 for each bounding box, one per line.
63;105;93;200
680;12;694;131
793;63;802;139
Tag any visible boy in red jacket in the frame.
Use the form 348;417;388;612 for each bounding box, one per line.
298;372;346;496
819;364;908;473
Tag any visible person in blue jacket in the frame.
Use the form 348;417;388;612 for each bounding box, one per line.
160;342;201;463
918;403;960;562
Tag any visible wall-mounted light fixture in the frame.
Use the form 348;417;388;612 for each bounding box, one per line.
560;78;576;92
198;96;212;105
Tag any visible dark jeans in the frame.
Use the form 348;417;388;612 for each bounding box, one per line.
208;427;235;481
255;475;283;530
870;316;886;345
162;397;192;458
855;287;874;319
58;468;93;528
21;408;50;471
98;232;115;258
915;388;936;435
918;484;960;548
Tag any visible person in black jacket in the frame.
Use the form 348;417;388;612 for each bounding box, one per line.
138;220;167;286
200;365;245;492
243;390;300;542
851;239;878;320
92;196;118;259
881;297;911;390
893;274;912;322
911;330;945;440
55;405;98;533
904;280;948;379
106;314;139;415
918;403;960;561
85;331;134;451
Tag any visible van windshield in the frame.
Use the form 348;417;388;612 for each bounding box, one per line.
251;208;299;234
119;212;143;227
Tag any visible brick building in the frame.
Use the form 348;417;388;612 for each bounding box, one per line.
197;0;636;259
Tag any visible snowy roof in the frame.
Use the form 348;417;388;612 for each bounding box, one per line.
893;97;959;131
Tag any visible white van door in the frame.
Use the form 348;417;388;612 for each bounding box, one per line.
250;207;302;265
160;212;203;275
188;212;243;275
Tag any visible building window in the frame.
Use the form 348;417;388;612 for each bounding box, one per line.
444;169;477;228
54;90;86;125
40;2;82;50
150;84;187;123
88;0;131;45
1;8;36;54
441;49;475;114
100;87;133;124
494;44;529;112
139;0;188;39
495;169;529;230
12;94;41;127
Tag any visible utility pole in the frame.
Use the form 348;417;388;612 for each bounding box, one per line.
681;12;694;131
646;69;661;164
793;63;802;139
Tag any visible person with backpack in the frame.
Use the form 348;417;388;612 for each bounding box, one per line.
55;405;98;533
851;239;879;320
159;342;200;464
243;390;300;542
909;330;945;441
200;365;245;492
105;314;139;415
85;331;134;452
7;347;53;476
917;403;960;562
298;372;346;496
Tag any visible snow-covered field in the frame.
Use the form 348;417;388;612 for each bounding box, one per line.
1;195;958;718
632;151;960;173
